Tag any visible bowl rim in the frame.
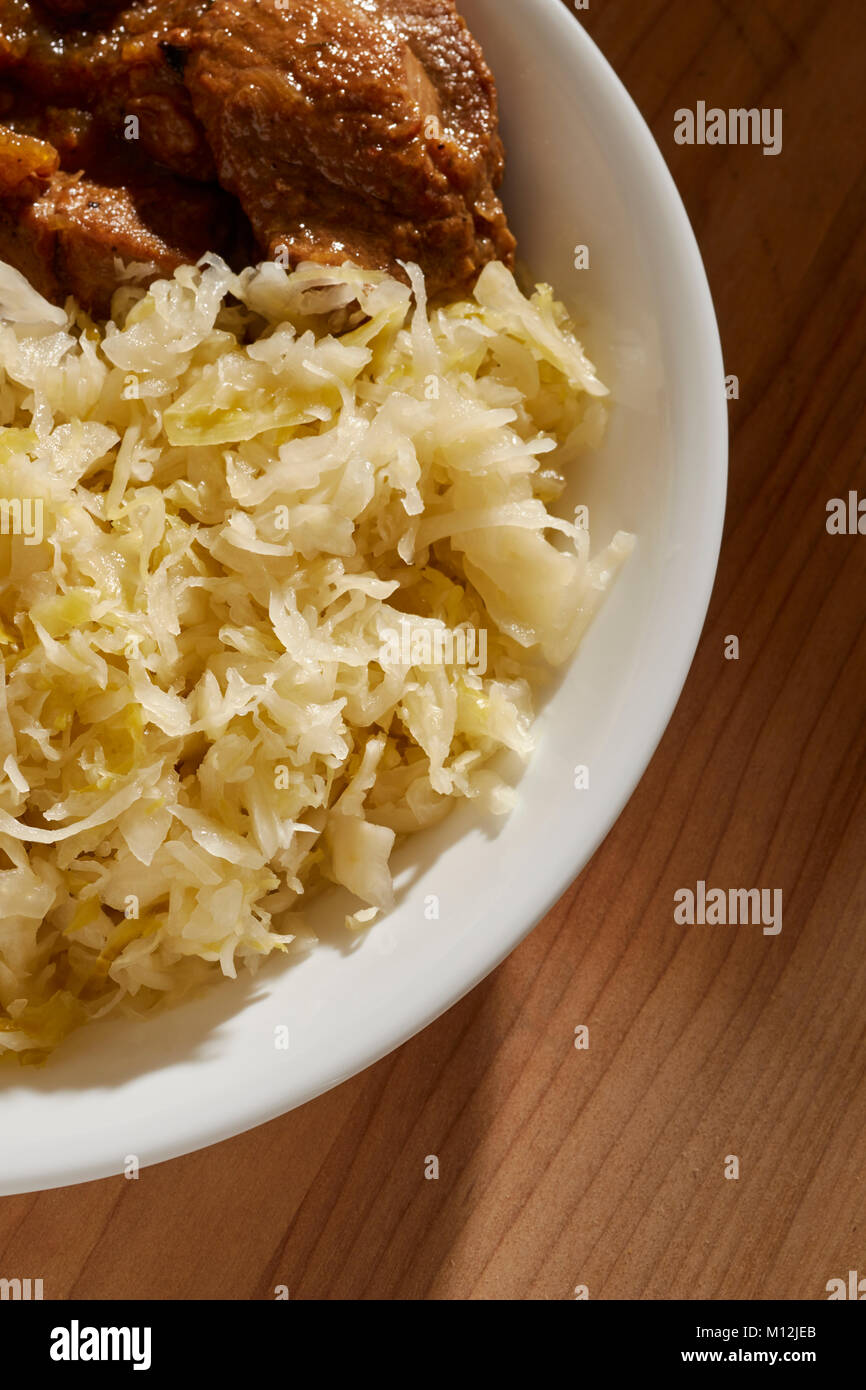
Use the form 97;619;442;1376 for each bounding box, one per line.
0;0;728;1195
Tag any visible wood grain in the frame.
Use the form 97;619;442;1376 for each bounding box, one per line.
1;0;864;1300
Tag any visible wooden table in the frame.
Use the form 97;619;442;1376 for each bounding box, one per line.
1;0;864;1300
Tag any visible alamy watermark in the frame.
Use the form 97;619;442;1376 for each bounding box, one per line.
50;1322;152;1371
379;623;487;675
674;102;782;156
826;491;865;534
1;1276;43;1300
0;496;43;545
826;1270;866;1299
674;880;782;935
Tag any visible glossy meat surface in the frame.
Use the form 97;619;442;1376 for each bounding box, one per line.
0;0;514;309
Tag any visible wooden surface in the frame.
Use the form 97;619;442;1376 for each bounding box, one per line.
2;0;864;1300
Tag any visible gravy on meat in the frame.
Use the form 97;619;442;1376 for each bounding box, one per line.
0;0;515;311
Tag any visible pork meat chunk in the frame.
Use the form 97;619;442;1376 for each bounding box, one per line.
180;0;515;296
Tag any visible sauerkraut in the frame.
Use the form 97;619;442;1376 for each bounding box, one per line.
0;255;633;1061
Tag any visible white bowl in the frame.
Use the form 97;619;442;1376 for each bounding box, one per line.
0;0;726;1195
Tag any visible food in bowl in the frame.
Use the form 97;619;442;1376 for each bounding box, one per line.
0;0;514;307
0;1;632;1062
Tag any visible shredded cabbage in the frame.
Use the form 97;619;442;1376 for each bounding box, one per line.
0;255;633;1061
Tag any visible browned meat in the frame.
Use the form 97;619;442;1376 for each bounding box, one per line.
1;104;104;173
378;0;514;275
0;0;515;310
178;0;514;295
0;154;246;315
0;123;59;197
0;0;214;180
377;1;508;182
32;0;125;17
